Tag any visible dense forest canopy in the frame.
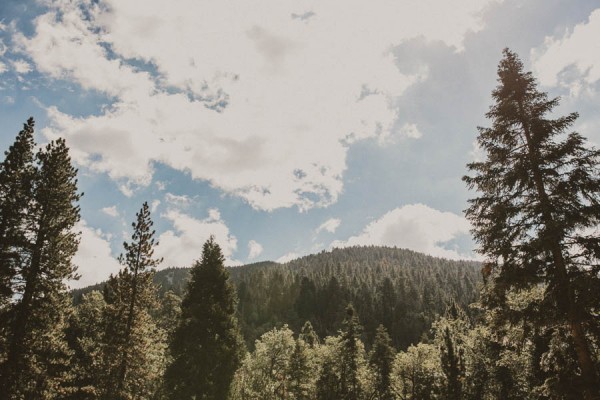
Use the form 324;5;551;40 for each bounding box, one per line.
74;245;481;350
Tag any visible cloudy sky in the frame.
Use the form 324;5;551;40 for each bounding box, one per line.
1;0;598;287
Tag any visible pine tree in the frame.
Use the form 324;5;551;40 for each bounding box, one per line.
0;118;35;314
339;304;363;400
299;320;319;347
101;202;164;400
165;236;244;399
0;135;82;399
440;327;464;400
288;338;312;400
464;49;600;399
370;325;396;400
66;291;107;399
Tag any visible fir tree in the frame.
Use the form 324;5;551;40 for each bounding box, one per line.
370;325;395;400
0;118;35;314
339;304;362;400
288;338;312;400
66;291;107;399
316;357;340;400
0;136;82;399
101;202;164;400
165;236;244;399
440;327;464;400
299;321;319;347
464;49;600;399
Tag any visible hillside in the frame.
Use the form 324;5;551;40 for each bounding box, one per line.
73;246;481;349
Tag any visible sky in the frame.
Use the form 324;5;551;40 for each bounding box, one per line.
0;0;599;288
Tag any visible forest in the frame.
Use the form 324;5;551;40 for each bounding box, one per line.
0;49;599;399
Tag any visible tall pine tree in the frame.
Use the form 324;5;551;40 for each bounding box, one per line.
165;236;244;399
464;49;600;399
101;201;164;400
0;133;82;399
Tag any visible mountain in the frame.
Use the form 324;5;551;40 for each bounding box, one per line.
72;246;481;349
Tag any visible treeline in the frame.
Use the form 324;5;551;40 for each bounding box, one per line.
74;246;480;350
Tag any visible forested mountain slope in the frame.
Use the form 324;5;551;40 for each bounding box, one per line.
74;246;481;349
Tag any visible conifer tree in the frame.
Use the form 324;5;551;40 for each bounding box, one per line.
0;135;82;399
370;325;395;400
464;49;600;399
288;338;312;400
339;304;363;400
440;327;464;400
0;118;35;314
66;290;107;399
101;202;164;400
299;320;319;347
165;236;244;399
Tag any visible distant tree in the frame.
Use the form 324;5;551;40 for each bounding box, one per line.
165;236;244;399
316;354;340;400
66;291;107;399
339;304;363;400
288;338;312;400
440;327;464;400
392;343;441;400
369;325;396;400
101;202;165;399
0;135;82;399
464;48;600;399
299;321;319;347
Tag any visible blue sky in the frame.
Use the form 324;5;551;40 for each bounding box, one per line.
1;0;599;287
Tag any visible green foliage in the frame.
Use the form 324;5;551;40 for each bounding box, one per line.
0;124;81;399
369;325;396;400
464;48;600;398
101;202;165;400
165;236;244;400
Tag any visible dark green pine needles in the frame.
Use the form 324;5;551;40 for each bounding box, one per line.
464;49;600;399
165;236;245;400
0;120;82;399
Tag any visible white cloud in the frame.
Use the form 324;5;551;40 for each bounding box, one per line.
150;199;161;213
276;252;300;264
398;123;422;139
316;218;341;234
157;208;240;267
247;240;264;260
532;8;600;95
331;204;474;260
0;62;7;74
11;59;32;74
101;205;119;217
20;0;497;210
70;220;121;289
165;193;192;208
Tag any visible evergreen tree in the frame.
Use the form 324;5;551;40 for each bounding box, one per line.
370;325;395;400
464;48;600;399
316;357;340;400
440;327;464;400
101;202;164;400
165;236;244;399
66;291;107;399
0;118;35;314
299;321;319;347
339;304;362;400
0;135;82;399
288;338;312;400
